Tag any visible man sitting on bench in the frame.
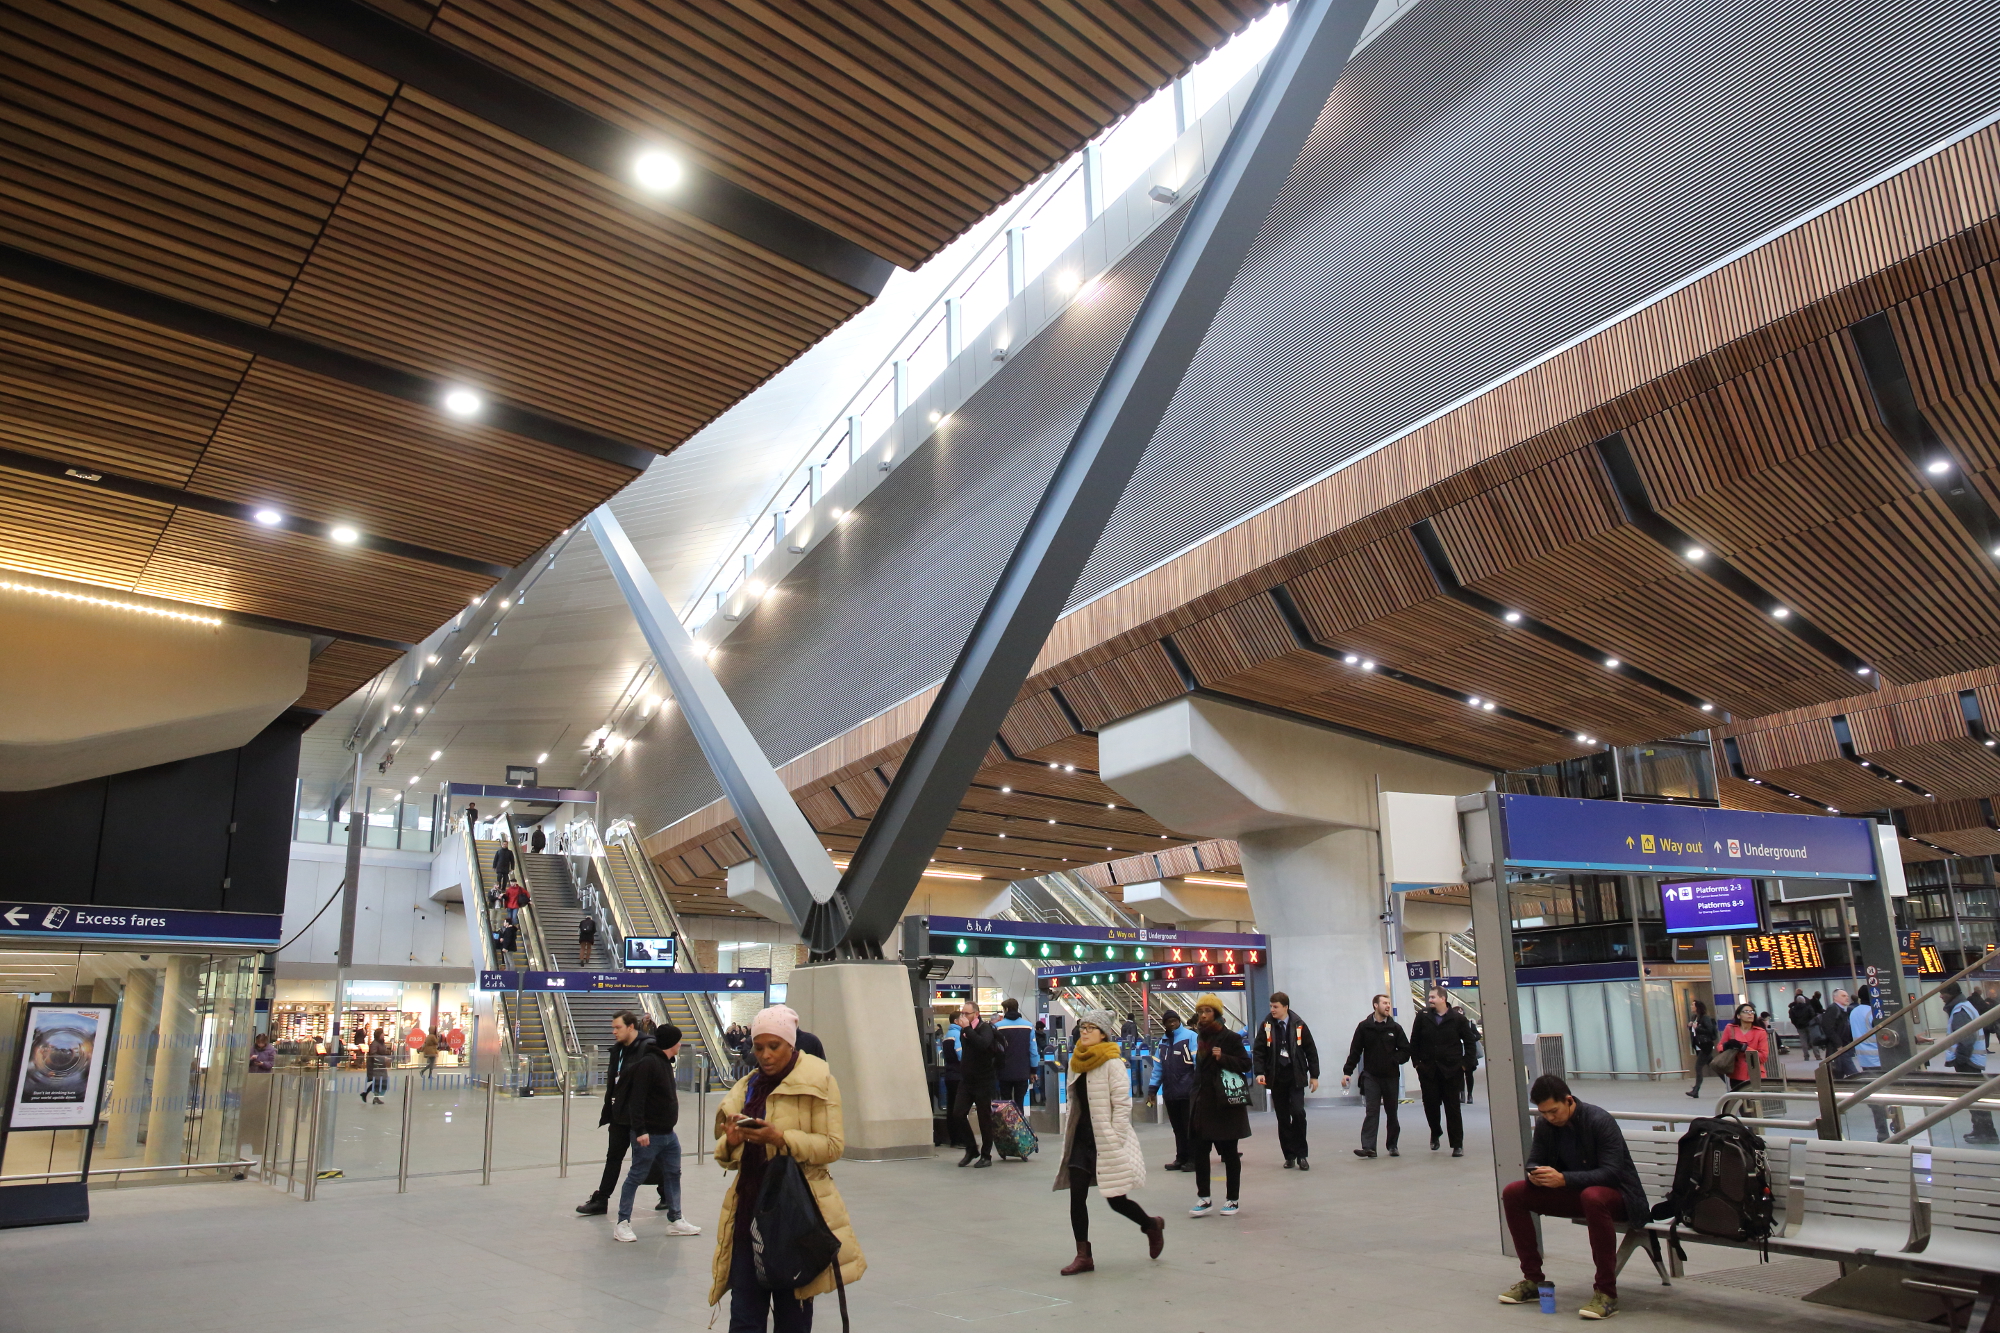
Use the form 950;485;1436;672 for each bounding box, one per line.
1498;1075;1651;1321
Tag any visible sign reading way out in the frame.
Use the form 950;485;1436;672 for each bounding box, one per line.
1498;795;1878;880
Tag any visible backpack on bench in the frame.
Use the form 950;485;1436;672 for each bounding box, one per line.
1650;1115;1774;1245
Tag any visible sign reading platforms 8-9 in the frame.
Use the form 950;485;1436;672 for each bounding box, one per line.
1659;877;1761;935
7;1002;114;1131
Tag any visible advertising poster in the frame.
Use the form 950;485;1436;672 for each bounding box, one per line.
7;1003;114;1131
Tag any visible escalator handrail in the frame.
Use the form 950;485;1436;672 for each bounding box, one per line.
601;828;733;1088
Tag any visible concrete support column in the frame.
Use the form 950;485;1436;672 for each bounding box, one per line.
1099;698;1488;1090
786;961;932;1160
143;957;199;1166
104;967;159;1162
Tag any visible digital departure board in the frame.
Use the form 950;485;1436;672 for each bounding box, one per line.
1901;931;1947;976
1742;931;1825;972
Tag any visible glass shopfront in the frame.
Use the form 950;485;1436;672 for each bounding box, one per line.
0;948;261;1184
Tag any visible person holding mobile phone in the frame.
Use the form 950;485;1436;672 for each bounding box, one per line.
1497;1076;1647;1320
710;1005;864;1330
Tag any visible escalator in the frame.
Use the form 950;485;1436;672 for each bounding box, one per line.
470;833;563;1092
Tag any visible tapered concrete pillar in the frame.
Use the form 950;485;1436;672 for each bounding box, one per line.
143;957;199;1165
104;968;159;1162
785;961;932;1160
1099;698;1487;1056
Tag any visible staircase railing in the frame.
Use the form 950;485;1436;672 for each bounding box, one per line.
601;822;733;1084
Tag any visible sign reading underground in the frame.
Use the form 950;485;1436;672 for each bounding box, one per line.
1497;795;1879;880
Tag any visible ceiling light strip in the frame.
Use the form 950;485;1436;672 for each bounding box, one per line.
0;578;221;625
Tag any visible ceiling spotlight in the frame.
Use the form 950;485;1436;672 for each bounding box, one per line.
1771;607;1790;619
1685;546;1705;561
499;599;511;609
427;654;439;665
1047;819;1056;825
1575;733;1590;743
1106;803;1116;810
747;580;766;598
1502;611;1522;623
253;508;283;526
1343;653;1359;664
832;508;847;522
1360;660;1375;671
1927;458;1952;475
414;705;425;715
430;750;442;761
1604;657;1619;669
928;410;941;424
1856;666;1872;676
1049;762;1059;770
1481;701;1496;711
329;525;359;544
1064;764;1075;772
1700;702;1714;712
391;704;403;713
632;148;684;193
1056;270;1081;293
442;387;483;419
1000;786;1011;793
1468;696;1482;707
407;775;418;785
536;752;548;763
1986;740;1996;748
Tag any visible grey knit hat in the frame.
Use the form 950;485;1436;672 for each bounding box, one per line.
1074;1009;1118;1042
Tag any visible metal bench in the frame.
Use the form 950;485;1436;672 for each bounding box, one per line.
1906;1148;2000;1332
1787;1140;1919;1259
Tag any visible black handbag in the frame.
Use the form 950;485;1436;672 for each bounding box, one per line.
750;1155;849;1330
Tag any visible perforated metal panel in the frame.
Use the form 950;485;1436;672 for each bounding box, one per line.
605;0;2000;838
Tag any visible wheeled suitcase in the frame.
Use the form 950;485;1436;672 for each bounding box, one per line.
990;1099;1038;1159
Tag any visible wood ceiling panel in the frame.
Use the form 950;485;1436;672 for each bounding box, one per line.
1902;797;2000;855
428;0;1268;267
1057;641;1186;731
1730;719;1922;809
132;508;490;643
299;639;404;712
0;0;392;321
999;691;1080;758
274;93;866;451
0;277;249;486
189;360;637;565
0;468;171;588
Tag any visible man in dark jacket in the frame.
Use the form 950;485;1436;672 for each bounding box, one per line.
578;1011;669;1218
1498;1075;1648;1320
1409;986;1478;1156
610;1021;697;1241
1150;1010;1198;1168
1253;991;1321;1169
1341;993;1410;1158
492;840;515;886
951;1001;1004;1166
994;997;1039;1109
529;824;547;854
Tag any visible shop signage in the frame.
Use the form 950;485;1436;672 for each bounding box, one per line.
0;901;282;946
6;1002;114;1131
1498;795;1878;880
477;969;769;993
1659;877;1761;935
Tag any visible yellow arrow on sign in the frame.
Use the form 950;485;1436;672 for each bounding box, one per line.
1625;836;1636;848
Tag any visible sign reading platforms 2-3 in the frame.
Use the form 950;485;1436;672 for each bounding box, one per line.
1497;795;1879;880
0;901;283;946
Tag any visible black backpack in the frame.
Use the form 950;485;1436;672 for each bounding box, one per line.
1652;1115;1774;1244
1814;1005;1850;1051
750;1155;849;1329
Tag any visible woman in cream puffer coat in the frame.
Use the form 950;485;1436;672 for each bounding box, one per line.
1050;1009;1163;1275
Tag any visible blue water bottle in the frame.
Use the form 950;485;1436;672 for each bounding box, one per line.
1538;1283;1557;1314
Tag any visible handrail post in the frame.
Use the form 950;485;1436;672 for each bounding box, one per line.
302;1071;324;1201
397;1072;413;1193
559;1063;571;1179
1815;1059;1843;1140
286;1071;304;1193
482;1074;496;1185
697;1052;709;1164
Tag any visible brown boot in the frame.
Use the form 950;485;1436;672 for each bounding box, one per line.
1143;1215;1166;1259
1061;1242;1094;1276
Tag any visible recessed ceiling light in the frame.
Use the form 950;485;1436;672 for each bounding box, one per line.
1927;459;1952;474
431;750;442;761
1343;653;1359;664
1047;819;1056;825
329;525;359;544
1502;611;1522;623
747;580;766;598
1771;607;1790;619
1001;786;1011;793
1603;657;1619;669
1575;733;1590;742
1468;696;1482;707
1056;270;1080;293
1856;666;1872;676
1700;703;1714;712
1065;764;1075;772
1481;701;1496;711
442;387;483;419
253;508;283;526
1106;803;1116;809
427;654;440;665
633;148;684;193
1360;660;1374;671
414;705;424;715
536;752;548;763
407;775;418;785
1685;547;1705;560
928;410;941;424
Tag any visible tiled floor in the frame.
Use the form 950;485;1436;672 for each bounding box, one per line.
0;1081;1920;1333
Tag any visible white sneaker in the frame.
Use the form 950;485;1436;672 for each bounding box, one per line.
663;1218;702;1236
1188;1198;1213;1217
1220;1200;1240;1216
612;1221;637;1243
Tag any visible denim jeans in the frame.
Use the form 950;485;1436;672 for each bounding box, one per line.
618;1130;682;1222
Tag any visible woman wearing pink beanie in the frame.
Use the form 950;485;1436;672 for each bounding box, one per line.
709;1005;864;1329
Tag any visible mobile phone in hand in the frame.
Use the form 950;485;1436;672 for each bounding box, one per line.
734;1115;766;1129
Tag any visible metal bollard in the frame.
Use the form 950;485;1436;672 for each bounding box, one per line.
286;1073;305;1194
696;1053;708;1163
481;1075;496;1185
302;1072;325;1201
397;1074;413;1194
559;1066;571;1179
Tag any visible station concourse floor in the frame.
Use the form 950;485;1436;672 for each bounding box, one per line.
0;1080;1911;1333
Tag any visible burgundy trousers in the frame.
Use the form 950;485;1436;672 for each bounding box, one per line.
1501;1179;1628;1296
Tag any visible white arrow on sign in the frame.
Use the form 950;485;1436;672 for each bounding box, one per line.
2;908;27;927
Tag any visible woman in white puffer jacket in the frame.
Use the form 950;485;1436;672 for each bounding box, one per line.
1051;1009;1164;1275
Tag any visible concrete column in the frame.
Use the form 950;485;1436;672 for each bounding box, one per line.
143;957;199;1166
1099;697;1488;1083
786;961;932;1159
103;967;159;1163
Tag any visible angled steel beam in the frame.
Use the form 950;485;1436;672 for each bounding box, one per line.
0;244;656;474
242;0;893;296
823;0;1380;954
585;505;839;926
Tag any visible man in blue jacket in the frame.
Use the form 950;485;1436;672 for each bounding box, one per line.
995;998;1040;1109
1942;982;1997;1142
1150;1009;1198;1169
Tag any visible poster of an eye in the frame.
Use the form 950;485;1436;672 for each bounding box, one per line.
7;1003;114;1131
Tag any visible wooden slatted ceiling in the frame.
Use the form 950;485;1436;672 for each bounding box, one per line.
0;277;250;486
1731;717;1923;810
273;90;869;448
1902;798;2000;856
1627;331;2000;685
1282;531;1707;745
428;0;1268;269
189;361;630;566
1431;448;1862;717
0;468;172;587
0;0;392;321
298;639;403;711
1076;839;1242;890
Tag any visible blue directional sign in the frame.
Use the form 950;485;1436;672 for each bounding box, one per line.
1498;795;1879;880
0;900;282;946
477;969;769;994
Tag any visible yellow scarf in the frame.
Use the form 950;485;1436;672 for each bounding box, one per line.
1069;1040;1121;1073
